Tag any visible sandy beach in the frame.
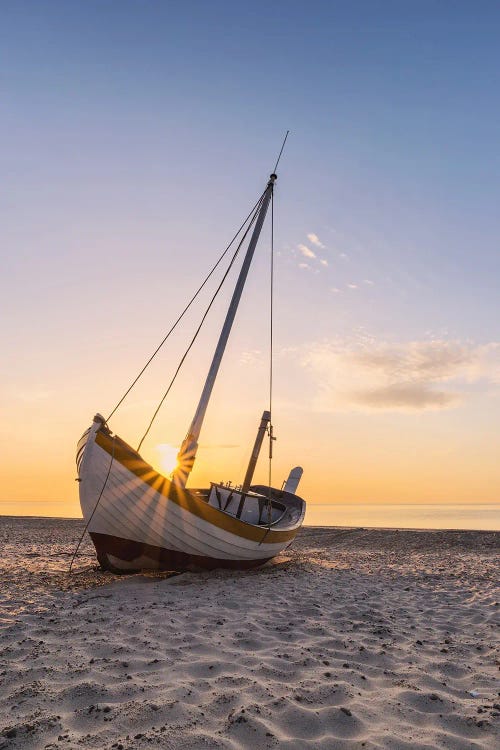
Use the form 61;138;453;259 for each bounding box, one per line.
0;517;498;749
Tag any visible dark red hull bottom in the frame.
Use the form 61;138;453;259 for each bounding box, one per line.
90;532;273;573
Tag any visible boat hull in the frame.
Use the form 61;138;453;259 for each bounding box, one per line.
89;532;274;572
77;418;305;572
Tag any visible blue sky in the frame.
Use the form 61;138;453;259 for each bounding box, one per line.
1;1;499;513
3;1;499;333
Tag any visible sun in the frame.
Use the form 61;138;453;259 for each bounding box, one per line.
155;443;179;476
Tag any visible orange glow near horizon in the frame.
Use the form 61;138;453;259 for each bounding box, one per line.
1;393;499;523
1;2;500;534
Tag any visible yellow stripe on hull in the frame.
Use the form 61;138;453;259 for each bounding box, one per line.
77;423;305;571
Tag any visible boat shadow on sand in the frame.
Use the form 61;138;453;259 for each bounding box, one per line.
61;553;306;593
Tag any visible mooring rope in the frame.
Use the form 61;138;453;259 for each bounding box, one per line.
69;435;116;574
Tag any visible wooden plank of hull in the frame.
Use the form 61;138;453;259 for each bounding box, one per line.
90;532;274;572
82;442;290;558
93;429;302;543
78;423;304;572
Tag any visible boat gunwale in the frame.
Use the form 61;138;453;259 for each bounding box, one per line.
84;452;275;558
89;427;303;544
206;480;289;527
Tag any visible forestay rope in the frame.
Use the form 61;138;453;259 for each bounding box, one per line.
136;193;265;452
106;190;267;426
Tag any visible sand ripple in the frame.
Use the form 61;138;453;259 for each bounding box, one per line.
0;518;498;749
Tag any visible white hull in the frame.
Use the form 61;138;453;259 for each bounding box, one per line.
77;419;305;572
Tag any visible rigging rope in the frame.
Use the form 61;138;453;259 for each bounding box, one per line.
72;149;288;571
106;190;267;423
267;188;275;527
136;193;265;452
265;131;288;525
273;130;289;173
70;188;266;572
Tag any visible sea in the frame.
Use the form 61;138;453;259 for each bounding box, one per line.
304;503;500;531
0;500;500;531
0;502;499;535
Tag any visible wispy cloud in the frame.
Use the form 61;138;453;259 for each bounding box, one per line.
298;262;311;270
353;383;456;409
298;243;316;259
240;349;262;365
363;279;374;286
319;259;328;267
347;283;359;290
301;338;500;413
307;233;325;249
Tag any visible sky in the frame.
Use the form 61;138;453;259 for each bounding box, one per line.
1;1;499;520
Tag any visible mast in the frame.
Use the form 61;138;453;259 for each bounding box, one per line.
241;410;271;495
173;173;277;487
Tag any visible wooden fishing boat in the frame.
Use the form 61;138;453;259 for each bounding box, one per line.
76;163;306;572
